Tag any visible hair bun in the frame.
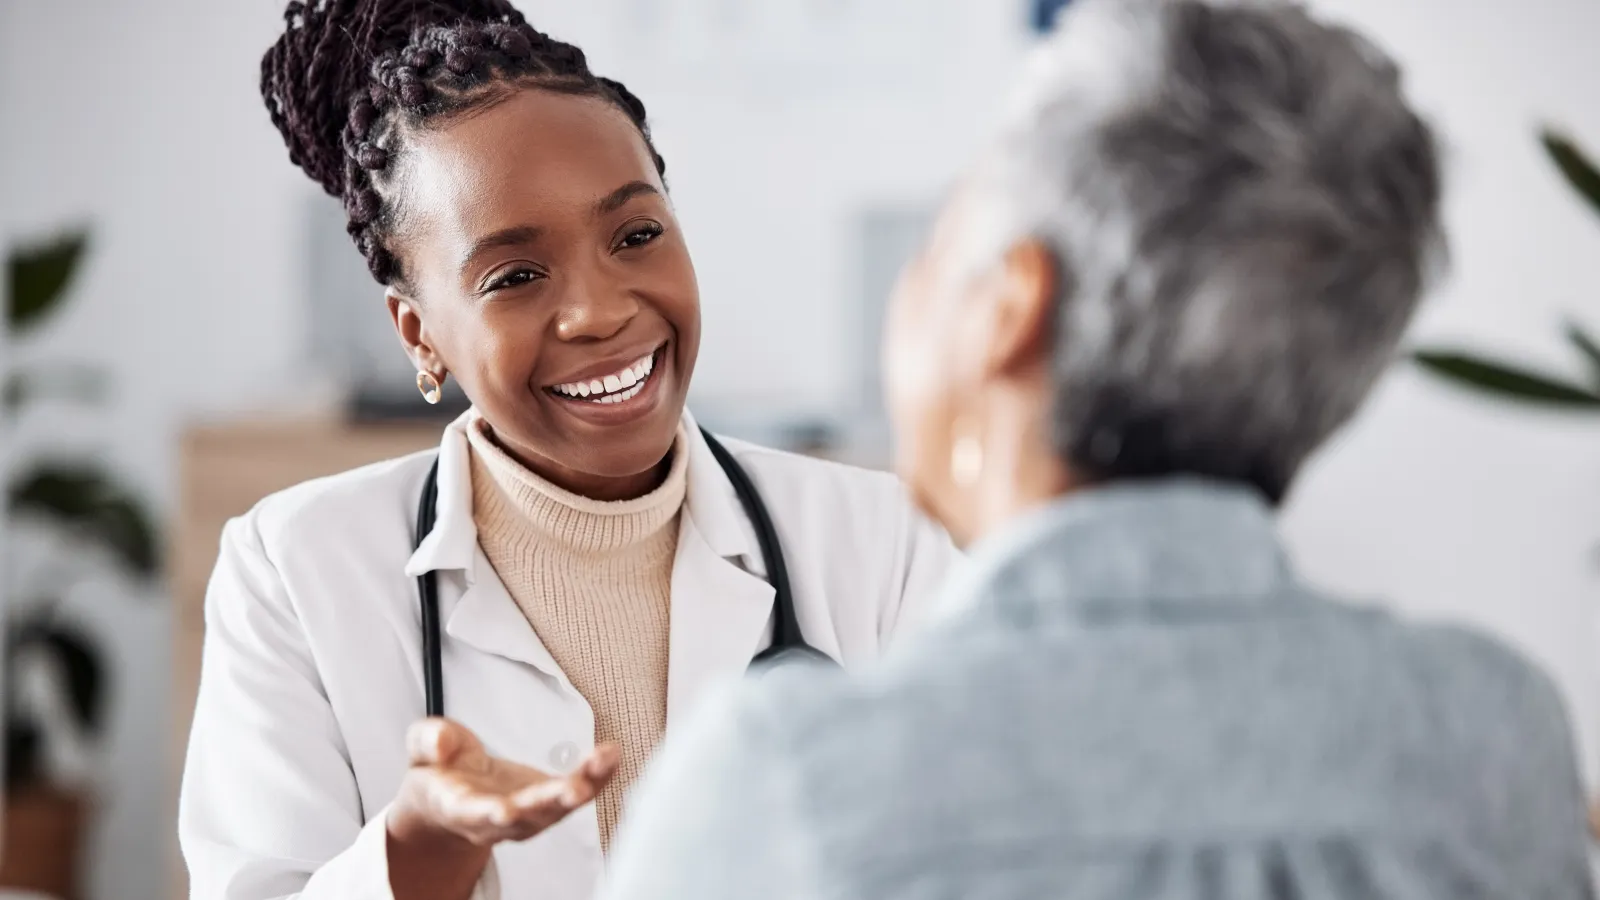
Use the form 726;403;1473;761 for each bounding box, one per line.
444;47;478;75
260;0;531;199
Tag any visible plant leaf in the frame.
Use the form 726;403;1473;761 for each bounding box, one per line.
1541;129;1600;222
8;463;161;578
3;724;43;788
1412;350;1600;407
4;363;109;411
7;231;90;334
1564;320;1600;386
10;621;104;735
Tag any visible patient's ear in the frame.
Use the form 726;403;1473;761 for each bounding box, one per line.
980;238;1057;380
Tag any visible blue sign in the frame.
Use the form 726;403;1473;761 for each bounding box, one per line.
1030;0;1074;33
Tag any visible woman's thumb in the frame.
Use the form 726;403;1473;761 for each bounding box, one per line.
406;717;478;766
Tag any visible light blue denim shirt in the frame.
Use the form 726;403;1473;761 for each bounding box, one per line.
604;479;1596;900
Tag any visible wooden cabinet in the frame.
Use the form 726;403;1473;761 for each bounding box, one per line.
168;417;442;900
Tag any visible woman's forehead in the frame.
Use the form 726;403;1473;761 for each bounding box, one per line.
402;89;659;229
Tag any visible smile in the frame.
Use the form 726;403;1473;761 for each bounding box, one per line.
547;348;659;405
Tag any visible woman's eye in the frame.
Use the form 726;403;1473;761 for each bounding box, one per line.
486;268;541;292
618;224;663;249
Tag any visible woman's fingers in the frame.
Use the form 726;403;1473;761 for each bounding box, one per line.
435;774;510;820
456;785;580;844
585;743;622;781
569;743;621;804
408;736;621;845
503;744;618;812
405;718;447;766
496;745;621;839
405;717;484;768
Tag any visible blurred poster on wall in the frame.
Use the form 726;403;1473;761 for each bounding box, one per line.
1030;0;1074;33
833;202;934;466
853;205;932;425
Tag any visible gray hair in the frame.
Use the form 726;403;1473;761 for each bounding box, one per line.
970;0;1443;502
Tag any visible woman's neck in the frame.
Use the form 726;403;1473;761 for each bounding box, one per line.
483;427;672;502
952;396;1078;549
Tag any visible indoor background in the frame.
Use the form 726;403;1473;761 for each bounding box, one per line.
1;0;1598;898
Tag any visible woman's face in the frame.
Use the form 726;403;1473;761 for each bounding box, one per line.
882;188;988;531
389;89;699;499
883;182;1059;544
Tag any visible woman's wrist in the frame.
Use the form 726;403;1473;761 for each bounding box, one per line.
386;801;493;900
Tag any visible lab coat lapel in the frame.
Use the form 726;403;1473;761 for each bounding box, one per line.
404;411;567;686
445;554;566;686
666;415;776;725
666;517;774;724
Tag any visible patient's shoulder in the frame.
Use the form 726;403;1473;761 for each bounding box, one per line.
1399;619;1576;740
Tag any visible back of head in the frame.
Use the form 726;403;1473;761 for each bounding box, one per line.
980;0;1443;503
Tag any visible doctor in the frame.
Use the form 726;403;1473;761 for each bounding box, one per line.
178;2;957;899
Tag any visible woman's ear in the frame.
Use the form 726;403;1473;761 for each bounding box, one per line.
387;289;444;374
981;238;1057;380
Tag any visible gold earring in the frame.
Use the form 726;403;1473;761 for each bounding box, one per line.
949;423;985;488
416;370;443;405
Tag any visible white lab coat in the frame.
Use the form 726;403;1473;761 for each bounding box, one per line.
179;410;959;900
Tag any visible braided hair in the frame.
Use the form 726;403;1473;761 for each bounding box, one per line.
261;0;666;286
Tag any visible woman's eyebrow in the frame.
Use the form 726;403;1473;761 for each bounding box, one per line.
594;181;659;217
460;224;543;275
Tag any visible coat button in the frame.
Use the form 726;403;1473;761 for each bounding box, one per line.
548;741;579;771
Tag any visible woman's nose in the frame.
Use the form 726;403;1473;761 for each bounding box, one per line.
552;285;640;343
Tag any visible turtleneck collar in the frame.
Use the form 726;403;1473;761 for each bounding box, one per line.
465;416;689;557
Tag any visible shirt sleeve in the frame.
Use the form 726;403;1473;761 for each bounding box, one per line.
178;513;498;900
600;677;816;900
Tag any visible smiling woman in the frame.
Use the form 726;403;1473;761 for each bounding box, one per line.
379;81;697;499
176;3;960;900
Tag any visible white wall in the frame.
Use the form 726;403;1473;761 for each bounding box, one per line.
1277;0;1600;789
1;0;1596;897
2;4;308;898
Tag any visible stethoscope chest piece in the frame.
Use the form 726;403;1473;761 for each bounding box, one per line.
747;642;838;678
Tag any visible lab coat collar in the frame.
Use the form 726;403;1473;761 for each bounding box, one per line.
401;408;774;709
678;409;764;571
402;410;482;580
403;408;758;579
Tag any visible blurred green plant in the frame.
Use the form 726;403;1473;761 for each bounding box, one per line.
5;230;161;790
1412;128;1600;407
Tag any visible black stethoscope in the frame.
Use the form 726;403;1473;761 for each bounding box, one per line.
414;426;837;717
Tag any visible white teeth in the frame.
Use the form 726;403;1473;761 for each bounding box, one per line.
550;351;659;401
596;381;645;404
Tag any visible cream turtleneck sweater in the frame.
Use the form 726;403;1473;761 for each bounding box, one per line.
466;418;687;848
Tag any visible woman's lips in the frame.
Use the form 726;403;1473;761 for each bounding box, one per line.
547;348;657;403
541;344;670;424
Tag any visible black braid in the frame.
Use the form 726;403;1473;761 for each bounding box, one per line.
261;0;667;285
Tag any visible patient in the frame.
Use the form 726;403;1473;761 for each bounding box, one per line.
603;0;1598;897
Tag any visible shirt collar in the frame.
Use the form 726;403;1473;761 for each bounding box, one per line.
932;477;1295;622
404;408;757;579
